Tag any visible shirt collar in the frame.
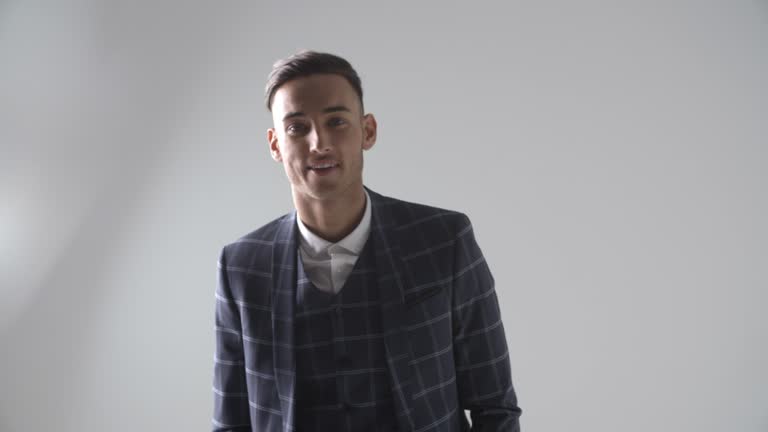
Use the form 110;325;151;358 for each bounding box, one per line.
296;189;371;256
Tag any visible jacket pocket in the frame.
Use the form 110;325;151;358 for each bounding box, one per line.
404;284;446;308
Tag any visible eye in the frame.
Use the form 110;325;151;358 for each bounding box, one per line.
327;117;347;127
286;123;308;135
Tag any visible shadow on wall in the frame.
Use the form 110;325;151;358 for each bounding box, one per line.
0;3;240;430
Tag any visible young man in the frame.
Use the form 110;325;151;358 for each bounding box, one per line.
212;51;521;432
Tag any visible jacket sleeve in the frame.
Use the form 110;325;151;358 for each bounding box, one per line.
212;247;252;431
452;215;522;431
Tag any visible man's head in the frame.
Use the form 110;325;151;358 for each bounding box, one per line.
265;51;364;113
266;51;377;205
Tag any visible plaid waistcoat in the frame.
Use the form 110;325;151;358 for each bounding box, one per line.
293;233;398;431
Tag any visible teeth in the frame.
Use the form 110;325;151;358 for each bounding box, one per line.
311;163;337;169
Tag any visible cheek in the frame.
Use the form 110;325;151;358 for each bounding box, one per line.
286;158;303;172
338;130;364;150
280;145;304;163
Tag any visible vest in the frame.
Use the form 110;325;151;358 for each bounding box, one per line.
293;234;398;432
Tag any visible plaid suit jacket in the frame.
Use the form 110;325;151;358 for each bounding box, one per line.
213;187;521;431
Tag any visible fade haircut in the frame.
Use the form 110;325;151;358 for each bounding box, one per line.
265;50;364;112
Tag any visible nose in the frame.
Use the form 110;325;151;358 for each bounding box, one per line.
309;128;331;153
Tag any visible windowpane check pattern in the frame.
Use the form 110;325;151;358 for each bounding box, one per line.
213;187;521;431
292;231;398;431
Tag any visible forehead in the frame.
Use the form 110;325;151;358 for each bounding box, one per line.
271;74;360;117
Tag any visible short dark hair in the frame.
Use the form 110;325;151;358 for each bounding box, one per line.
265;50;364;112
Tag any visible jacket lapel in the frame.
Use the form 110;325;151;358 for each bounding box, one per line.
368;188;416;431
271;211;298;432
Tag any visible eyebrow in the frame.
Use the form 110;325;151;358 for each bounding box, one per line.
282;105;352;122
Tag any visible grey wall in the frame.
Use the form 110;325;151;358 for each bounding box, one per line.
1;1;766;431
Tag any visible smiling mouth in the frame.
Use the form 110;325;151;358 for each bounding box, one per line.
307;162;340;171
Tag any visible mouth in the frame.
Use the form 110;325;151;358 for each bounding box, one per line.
307;161;340;175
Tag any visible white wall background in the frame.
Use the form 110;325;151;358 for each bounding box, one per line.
1;1;766;431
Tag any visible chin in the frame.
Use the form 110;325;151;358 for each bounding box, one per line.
295;186;338;201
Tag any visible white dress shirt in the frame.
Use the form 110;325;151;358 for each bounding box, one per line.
296;190;372;294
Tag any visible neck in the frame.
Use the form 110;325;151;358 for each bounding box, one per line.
293;185;367;243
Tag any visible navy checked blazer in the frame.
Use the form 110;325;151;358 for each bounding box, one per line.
213;187;521;431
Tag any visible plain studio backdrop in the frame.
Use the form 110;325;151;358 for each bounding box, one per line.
1;1;766;431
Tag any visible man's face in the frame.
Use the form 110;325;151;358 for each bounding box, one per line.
268;74;376;204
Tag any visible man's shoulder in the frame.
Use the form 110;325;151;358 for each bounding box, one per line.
219;212;292;263
369;189;472;237
236;212;291;243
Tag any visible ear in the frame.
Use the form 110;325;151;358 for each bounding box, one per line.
268;128;282;162
362;113;377;151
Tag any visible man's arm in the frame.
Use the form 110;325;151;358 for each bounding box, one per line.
452;215;522;431
212;247;252;431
